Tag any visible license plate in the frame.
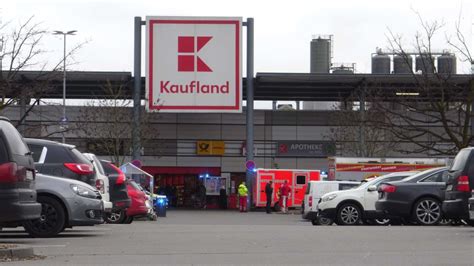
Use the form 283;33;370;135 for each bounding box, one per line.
26;170;34;181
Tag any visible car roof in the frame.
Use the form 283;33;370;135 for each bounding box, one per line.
24;138;76;149
0;116;11;122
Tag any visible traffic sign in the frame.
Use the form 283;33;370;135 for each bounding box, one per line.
246;160;256;172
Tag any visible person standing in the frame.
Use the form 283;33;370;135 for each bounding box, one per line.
280;180;291;213
238;182;248;212
265;181;273;214
219;185;227;209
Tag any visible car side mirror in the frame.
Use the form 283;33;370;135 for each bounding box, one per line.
367;185;377;192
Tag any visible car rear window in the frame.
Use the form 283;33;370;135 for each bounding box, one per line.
28;144;44;162
43;145;73;163
0;137;9;163
0;121;29;156
92;155;105;175
450;149;471;171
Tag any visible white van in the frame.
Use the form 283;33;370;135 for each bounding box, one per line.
303;180;359;224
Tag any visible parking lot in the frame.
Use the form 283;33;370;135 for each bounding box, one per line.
1;210;472;265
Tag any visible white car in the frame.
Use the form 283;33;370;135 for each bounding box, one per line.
317;172;415;225
302;180;359;225
83;153;113;213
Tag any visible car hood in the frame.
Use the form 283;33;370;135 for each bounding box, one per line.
320;189;351;199
36;173;98;191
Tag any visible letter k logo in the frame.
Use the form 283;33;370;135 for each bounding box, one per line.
177;36;212;72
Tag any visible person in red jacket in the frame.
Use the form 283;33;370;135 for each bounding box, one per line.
279;180;291;213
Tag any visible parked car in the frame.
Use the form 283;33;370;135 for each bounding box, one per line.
302;180;360;225
376;167;448;225
25;138;96;186
442;147;474;225
317;172;415;225
22;173;104;237
83;153;113;214
120;180;149;224
100;160;131;223
0;117;41;227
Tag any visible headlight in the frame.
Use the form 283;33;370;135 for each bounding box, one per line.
322;194;337;202
70;184;97;199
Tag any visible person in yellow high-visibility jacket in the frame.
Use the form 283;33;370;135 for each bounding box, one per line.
238;182;248;212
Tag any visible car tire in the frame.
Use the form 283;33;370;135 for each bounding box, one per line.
23;196;66;238
106;209;126;224
312;216;333;226
123;216;134;224
412;197;442;225
336;203;362;226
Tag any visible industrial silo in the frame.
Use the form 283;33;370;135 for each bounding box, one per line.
415;54;435;73
371;52;391;74
393;55;413;74
310;36;332;73
437;53;456;74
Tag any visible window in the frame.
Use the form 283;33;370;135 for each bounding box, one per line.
450;149;471;171
296;175;306;185
0;137;9;164
420;171;444;183
339;183;358;190
28;144;44;163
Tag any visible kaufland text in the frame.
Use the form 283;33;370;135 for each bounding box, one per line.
160;81;230;94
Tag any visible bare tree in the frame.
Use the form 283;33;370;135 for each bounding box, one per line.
327;105;398;157
0;16;85;133
366;14;474;156
76;82;154;165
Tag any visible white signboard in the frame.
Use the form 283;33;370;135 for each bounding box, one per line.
146;16;242;113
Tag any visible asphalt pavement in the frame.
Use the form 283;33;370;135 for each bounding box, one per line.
1;210;473;265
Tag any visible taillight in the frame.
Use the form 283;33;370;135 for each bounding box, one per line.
309;196;313;207
64;163;94;175
96;179;105;194
379;184;397;193
456;175;470;192
0;162;18;183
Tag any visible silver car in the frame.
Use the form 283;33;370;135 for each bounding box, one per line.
23;173;104;238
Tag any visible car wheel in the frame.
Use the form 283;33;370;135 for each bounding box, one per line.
23;196;66;238
273;203;281;212
439;219;452;226
123;216;134;224
412;198;442;225
106;210;125;224
336;203;362;225
312;216;333;226
374;219;391;225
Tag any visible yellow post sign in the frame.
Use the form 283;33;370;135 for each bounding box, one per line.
197;141;225;155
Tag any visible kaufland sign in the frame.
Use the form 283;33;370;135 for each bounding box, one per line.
146;16;242;113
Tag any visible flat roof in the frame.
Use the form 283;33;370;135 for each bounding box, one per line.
4;71;472;101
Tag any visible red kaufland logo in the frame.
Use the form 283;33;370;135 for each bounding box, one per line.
178;36;212;72
146;17;242;113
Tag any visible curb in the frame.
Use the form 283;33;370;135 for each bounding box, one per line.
0;245;35;259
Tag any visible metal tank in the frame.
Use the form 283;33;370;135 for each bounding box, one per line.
393;55;413;74
437;53;456;74
371;53;391;74
310;36;331;73
415;54;435;73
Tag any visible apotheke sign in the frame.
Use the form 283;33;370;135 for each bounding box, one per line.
276;141;336;157
146;16;242;113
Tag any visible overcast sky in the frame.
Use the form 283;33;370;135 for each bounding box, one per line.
3;0;474;75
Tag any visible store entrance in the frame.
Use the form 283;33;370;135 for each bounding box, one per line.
142;167;221;209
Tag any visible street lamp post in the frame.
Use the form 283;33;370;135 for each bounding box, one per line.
53;30;77;143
